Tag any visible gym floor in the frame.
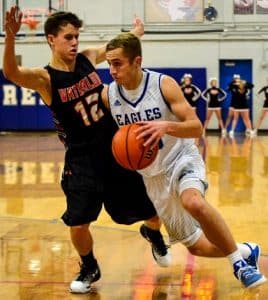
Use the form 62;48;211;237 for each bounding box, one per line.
0;132;268;299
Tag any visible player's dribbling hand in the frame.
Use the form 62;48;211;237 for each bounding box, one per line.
135;121;167;149
5;6;23;39
131;15;144;38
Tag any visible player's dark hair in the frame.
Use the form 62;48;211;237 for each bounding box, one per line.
106;33;142;63
44;11;82;37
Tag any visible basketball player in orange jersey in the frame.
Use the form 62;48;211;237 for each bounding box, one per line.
3;7;170;294
101;32;267;289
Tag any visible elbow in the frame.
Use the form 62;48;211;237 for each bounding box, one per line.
3;68;12;81
2;68;9;80
3;67;18;83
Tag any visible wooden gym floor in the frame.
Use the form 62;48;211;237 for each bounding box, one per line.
0;132;268;300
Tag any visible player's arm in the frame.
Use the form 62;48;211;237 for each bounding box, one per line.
136;76;203;148
3;6;50;104
81;16;144;66
101;85;110;109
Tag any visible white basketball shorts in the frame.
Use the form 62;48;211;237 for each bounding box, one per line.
143;145;208;247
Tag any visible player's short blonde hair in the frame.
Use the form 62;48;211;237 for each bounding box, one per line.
106;32;142;63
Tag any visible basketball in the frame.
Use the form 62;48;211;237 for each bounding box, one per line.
112;123;159;170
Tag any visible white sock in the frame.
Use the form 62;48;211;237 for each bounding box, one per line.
237;243;253;259
228;249;245;268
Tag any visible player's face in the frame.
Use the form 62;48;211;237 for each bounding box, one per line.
48;24;79;62
106;48;140;86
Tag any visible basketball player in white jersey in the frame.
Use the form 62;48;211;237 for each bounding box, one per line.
101;32;266;289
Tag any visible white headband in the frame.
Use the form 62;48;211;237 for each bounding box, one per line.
233;74;240;79
183;73;192;78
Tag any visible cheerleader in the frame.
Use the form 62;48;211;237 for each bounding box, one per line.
254;85;268;133
180;73;201;109
202;78;227;135
229;79;254;137
224;74;241;131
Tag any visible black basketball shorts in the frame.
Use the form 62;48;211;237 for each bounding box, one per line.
61;148;157;226
61;148;105;226
103;161;157;225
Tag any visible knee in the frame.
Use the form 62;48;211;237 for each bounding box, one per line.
181;190;206;218
233;115;239;121
147;215;160;223
71;224;90;236
187;245;200;256
145;215;161;230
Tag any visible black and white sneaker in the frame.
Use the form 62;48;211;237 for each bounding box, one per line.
70;262;101;294
140;224;171;267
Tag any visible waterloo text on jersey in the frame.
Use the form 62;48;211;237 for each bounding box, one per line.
57;72;101;103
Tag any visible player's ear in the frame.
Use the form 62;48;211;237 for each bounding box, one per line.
134;56;142;67
47;34;54;47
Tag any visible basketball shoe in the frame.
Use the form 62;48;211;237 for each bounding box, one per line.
233;260;267;289
243;243;260;270
140;224;171;267
70;262;101;293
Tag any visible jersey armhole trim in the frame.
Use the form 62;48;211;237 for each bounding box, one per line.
107;85;112;110
159;74;172;112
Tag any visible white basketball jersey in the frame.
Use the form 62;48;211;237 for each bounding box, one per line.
108;69;195;177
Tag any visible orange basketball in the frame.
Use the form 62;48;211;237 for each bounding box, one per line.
112;123;159;170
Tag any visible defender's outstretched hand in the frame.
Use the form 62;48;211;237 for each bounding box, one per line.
5;6;23;38
131;15;144;38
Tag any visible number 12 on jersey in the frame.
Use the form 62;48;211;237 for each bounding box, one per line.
74;93;104;126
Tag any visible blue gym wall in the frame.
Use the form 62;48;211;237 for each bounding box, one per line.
0;71;53;130
0;68;207;130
